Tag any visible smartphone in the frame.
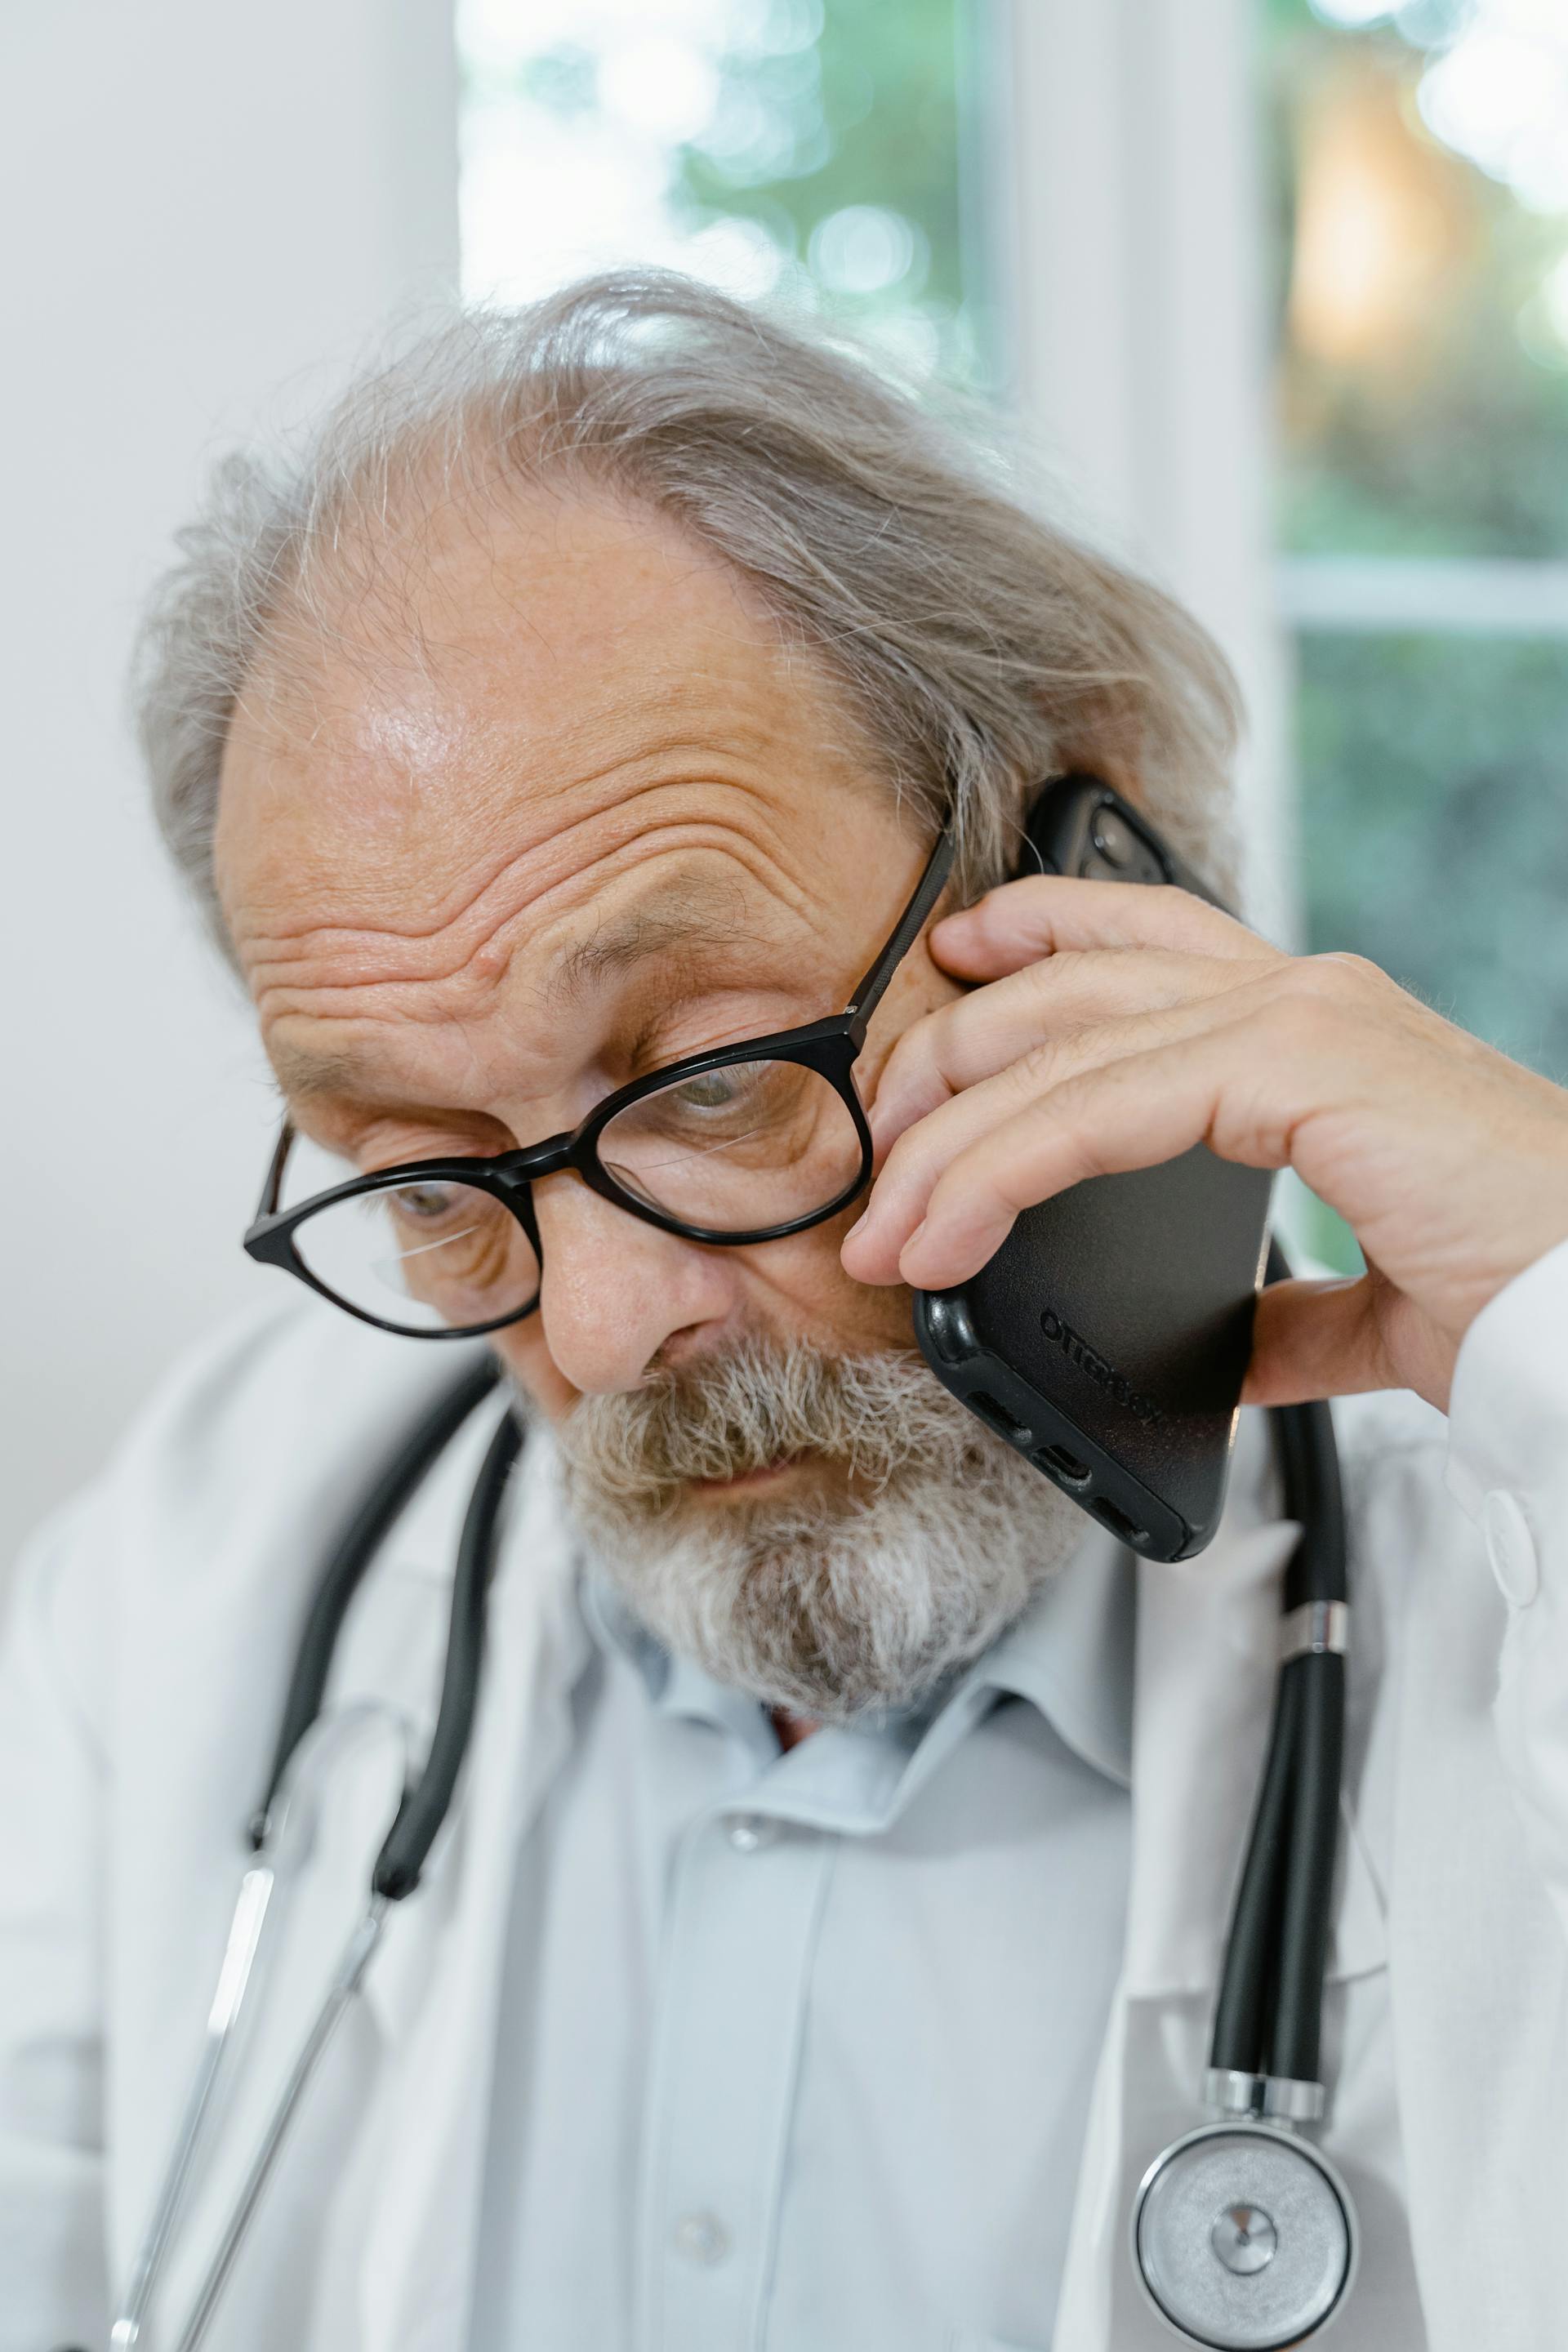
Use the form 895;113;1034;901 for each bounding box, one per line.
911;774;1272;1561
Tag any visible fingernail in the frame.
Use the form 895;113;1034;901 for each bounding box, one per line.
844;1210;868;1241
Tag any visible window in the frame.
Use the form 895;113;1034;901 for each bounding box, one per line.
457;0;986;384
1267;0;1568;1076
456;2;1568;1278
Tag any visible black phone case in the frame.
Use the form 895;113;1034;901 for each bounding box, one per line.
911;776;1272;1561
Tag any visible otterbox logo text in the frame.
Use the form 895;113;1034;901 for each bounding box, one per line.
1040;1309;1166;1428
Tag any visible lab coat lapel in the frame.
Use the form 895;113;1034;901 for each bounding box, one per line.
1123;1517;1306;1998
139;1676;414;2350
354;1434;581;2352
1050;1517;1294;2350
1381;1506;1568;2350
144;1405;580;2352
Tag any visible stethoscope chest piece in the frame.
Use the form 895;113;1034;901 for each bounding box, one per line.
1132;2121;1357;2350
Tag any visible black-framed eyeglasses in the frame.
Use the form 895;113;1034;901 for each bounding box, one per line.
243;822;956;1339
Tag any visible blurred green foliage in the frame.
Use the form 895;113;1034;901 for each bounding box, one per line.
669;0;974;376
674;3;961;278
1299;633;1568;1075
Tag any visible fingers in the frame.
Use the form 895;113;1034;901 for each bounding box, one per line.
931;875;1276;981
889;1027;1263;1290
845;983;1286;1286
867;947;1260;1149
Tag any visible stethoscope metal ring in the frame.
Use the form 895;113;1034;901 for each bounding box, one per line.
1131;2119;1359;2350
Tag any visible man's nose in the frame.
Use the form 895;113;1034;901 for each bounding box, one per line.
531;1174;737;1394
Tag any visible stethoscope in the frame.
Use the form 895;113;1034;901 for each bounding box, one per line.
106;1356;514;2352
1129;1263;1360;2352
102;1254;1356;2352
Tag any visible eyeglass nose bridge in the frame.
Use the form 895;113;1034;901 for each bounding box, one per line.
500;1130;577;1187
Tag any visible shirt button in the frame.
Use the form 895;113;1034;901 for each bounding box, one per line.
1483;1489;1540;1609
727;1812;779;1852
671;2209;730;2265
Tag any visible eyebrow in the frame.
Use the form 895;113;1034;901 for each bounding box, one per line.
541;881;762;1009
268;1042;394;1105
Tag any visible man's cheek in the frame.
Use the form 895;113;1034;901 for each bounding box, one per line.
760;1220;917;1352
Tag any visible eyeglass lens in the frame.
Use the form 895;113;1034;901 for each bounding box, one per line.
595;1058;863;1231
279;1058;863;1334
292;1170;541;1334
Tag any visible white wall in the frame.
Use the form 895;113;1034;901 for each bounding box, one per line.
0;1;460;1565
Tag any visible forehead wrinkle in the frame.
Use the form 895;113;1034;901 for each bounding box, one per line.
247;813;826;1089
228;719;794;970
223;724;728;945
242;751;818;990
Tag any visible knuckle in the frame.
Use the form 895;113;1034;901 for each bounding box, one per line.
1152;881;1218;929
1293;951;1380;1000
872;1025;924;1097
879;1116;938;1187
1010;1035;1064;1093
1260;977;1343;1052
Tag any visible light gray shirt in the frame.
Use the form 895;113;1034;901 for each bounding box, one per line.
471;1527;1135;2352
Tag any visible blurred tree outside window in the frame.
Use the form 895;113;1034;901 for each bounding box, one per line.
1266;0;1568;1263
458;0;984;382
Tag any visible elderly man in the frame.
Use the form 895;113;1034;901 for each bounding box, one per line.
5;270;1568;2352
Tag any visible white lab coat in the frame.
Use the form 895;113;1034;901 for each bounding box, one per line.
5;1245;1568;2352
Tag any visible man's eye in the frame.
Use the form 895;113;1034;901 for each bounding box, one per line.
390;1181;466;1223
670;1069;742;1111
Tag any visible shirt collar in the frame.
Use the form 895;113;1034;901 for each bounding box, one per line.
578;1508;1136;1829
973;1519;1134;1785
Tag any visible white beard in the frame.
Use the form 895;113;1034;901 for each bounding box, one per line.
544;1334;1088;1723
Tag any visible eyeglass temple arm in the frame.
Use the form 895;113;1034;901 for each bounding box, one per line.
844;825;957;1045
256;1121;296;1219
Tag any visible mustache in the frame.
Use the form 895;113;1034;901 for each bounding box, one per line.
549;1332;991;1513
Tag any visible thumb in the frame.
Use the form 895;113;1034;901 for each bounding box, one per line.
1241;1272;1399;1406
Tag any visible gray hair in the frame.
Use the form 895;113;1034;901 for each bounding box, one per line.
134;267;1241;961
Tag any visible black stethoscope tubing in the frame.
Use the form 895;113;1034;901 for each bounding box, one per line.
108;1257;1349;2352
247;1352;513;1899
1213;1246;1348;2094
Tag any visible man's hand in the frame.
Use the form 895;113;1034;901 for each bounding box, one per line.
840;878;1568;1412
